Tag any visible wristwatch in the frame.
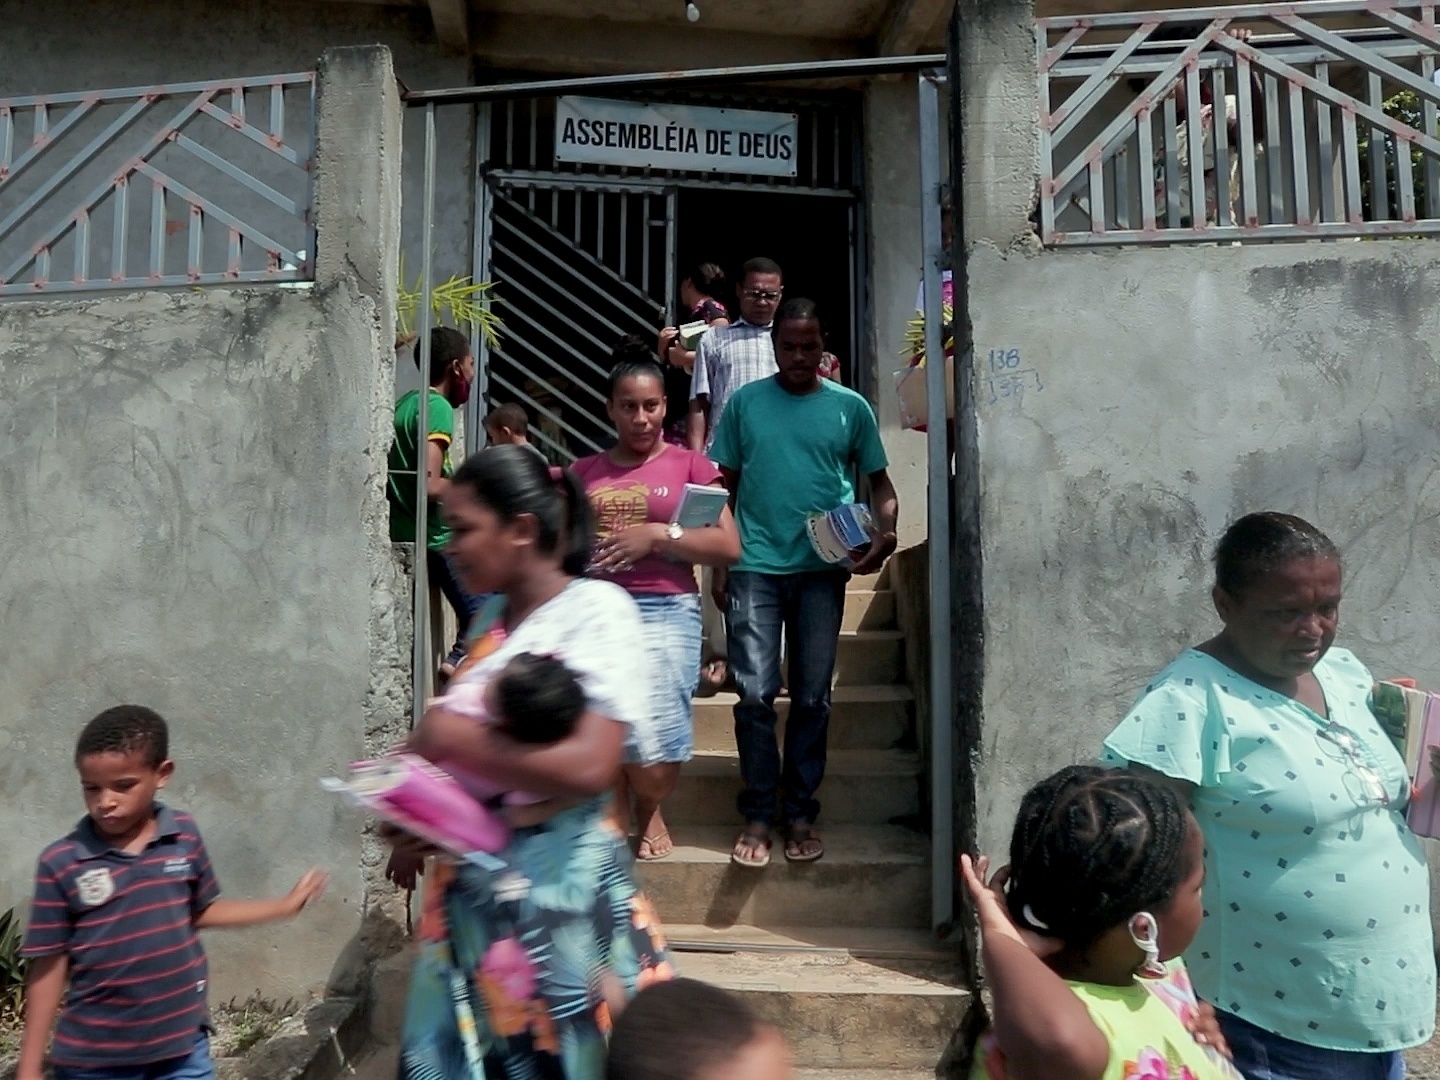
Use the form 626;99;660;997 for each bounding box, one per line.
655;522;683;558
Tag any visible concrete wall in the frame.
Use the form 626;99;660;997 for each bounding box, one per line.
970;240;1440;858
0;46;403;1000
865;78;932;550
957;0;1440;883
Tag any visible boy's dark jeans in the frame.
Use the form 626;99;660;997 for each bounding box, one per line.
726;568;847;827
427;549;482;667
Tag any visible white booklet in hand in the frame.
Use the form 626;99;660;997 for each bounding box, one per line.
806;503;875;565
671;483;729;529
676;320;710;350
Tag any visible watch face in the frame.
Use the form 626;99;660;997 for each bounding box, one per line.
667;523;684;540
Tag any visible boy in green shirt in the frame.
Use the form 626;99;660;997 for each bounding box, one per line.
387;326;479;680
710;298;898;868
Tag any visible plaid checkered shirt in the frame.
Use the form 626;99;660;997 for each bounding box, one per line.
689;318;777;453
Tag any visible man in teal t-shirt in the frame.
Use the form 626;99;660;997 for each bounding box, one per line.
387;326;479;679
709;298;898;867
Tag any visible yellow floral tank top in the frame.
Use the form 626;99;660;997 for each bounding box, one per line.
970;961;1243;1080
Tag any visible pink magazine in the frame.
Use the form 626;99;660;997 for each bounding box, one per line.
1407;693;1440;839
321;753;510;857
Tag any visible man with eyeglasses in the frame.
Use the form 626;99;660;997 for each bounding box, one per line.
687;256;783;457
689;257;785;695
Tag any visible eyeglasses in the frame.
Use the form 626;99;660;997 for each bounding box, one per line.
1316;723;1391;807
742;289;783;301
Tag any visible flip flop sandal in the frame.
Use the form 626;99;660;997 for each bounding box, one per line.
730;830;772;868
784;828;824;863
636;831;674;861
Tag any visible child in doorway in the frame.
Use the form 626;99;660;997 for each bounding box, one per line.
17;706;328;1080
960;765;1240;1080
484;402;548;466
384;651;588;890
607;978;794;1080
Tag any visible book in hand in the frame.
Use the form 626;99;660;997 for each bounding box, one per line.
321;754;510;857
805;503;876;567
676;320;710;350
671;483;729;529
1372;680;1440;839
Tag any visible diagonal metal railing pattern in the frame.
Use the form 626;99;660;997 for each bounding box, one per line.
1037;1;1440;245
0;73;316;295
484;181;673;462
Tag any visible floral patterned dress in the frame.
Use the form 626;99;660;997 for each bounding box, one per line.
970;961;1243;1080
398;581;674;1080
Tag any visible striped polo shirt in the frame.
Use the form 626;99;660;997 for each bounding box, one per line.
22;804;220;1067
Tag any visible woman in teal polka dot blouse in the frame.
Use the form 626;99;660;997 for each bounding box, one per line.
1102;512;1434;1080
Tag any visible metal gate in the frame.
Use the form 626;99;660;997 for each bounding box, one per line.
482;178;675;461
401;53;959;934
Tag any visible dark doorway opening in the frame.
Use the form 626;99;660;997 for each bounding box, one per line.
675;188;856;384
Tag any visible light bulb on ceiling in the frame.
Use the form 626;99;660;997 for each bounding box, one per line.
685;2;701;22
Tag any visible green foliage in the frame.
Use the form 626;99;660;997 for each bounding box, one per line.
0;908;28;1020
1357;90;1436;220
212;994;298;1057
396;255;503;351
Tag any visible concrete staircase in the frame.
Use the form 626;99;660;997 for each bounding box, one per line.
642;579;969;1079
351;579;967;1079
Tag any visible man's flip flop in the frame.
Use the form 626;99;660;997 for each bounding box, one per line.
731;830;772;868
784;827;824;863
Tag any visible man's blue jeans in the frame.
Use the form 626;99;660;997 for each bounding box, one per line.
727;569;848;827
428;549;483;668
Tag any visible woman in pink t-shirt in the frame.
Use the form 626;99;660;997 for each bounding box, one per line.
572;354;741;860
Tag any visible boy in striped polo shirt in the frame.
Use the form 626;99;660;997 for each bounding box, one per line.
16;706;328;1080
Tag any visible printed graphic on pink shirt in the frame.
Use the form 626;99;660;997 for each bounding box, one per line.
573;446;722;596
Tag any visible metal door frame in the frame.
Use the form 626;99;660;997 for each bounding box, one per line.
466;98;869;440
404;51;957;935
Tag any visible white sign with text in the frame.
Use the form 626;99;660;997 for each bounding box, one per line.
554;96;799;178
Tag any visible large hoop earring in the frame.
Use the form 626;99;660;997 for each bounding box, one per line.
1128;912;1166;978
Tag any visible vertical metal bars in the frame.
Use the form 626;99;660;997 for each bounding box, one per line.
0;72;316;294
411;103;437;732
1036;2;1440;245
918;73;955;937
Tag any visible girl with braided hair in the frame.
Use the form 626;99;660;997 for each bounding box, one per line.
961;765;1242;1080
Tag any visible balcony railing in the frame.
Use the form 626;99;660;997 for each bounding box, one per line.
1037;1;1440;245
0;73;315;295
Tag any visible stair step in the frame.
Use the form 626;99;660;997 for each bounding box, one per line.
835;630;905;685
693;685;913;752
344;1048;947;1080
675;949;970;1069
638;825;929;929
842;588;896;631
668;750;921;826
666;924;956;963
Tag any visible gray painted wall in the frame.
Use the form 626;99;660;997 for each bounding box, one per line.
0;46;403;1000
957;1;1440;923
865;78;932;549
970;241;1440;869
